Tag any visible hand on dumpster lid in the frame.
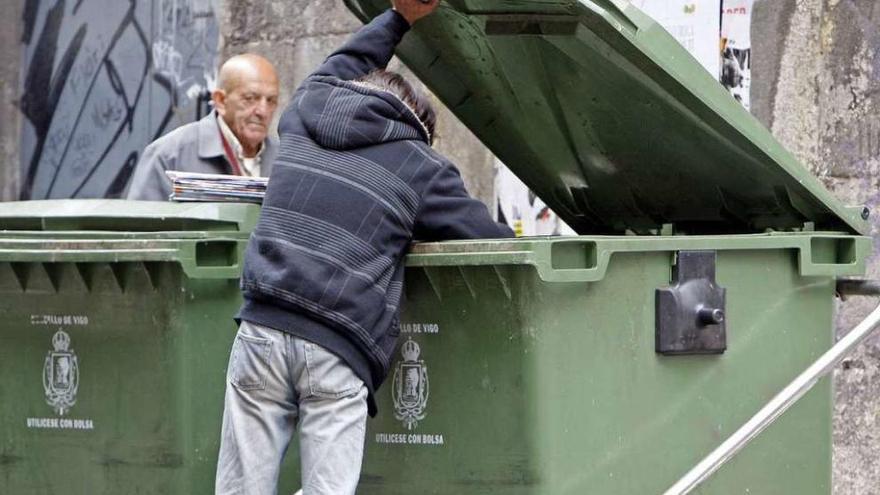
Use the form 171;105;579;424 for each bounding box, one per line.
392;0;440;25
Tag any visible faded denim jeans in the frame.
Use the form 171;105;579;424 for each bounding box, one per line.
215;320;368;495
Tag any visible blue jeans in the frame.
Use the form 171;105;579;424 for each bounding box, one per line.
215;321;368;495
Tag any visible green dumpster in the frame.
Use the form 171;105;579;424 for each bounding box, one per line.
0;200;301;494
339;0;873;493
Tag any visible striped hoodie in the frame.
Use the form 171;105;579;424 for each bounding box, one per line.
237;9;513;415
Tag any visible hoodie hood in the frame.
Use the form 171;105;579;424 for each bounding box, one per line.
297;75;430;150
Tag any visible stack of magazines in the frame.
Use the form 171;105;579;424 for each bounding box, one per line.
166;171;268;203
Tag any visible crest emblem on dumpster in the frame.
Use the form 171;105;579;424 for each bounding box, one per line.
43;330;79;416
392;338;429;430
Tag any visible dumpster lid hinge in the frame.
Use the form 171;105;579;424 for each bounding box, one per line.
656;250;727;355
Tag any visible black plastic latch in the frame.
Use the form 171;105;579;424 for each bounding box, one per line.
656;251;727;355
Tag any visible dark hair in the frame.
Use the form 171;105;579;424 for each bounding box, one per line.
356;69;436;144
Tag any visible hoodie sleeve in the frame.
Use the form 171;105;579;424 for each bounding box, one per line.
312;9;411;81
413;163;515;241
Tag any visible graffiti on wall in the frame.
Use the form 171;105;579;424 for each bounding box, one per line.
19;0;219;199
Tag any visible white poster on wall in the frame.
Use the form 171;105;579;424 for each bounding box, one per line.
494;160;576;237
720;0;753;109
632;0;722;77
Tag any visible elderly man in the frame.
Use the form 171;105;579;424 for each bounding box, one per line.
126;54;280;200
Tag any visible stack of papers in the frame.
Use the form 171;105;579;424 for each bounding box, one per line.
166;171;268;203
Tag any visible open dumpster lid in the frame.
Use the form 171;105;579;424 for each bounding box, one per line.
0;200;260;232
345;0;868;235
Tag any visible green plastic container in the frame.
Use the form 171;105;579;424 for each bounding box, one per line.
0;204;870;494
0;200;299;494
361;234;868;494
337;0;874;493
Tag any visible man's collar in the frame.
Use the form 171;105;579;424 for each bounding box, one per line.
197;111;226;160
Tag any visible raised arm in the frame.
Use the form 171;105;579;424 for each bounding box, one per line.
312;0;440;80
392;0;441;25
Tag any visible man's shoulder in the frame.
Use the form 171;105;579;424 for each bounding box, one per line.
147;119;203;154
401;140;453;176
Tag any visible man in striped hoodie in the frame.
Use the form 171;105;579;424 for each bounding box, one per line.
215;1;513;494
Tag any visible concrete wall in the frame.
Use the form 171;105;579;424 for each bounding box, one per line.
0;0;23;201
15;0;220;200
752;1;880;492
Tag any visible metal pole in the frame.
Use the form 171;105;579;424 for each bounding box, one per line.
663;301;880;495
837;279;880;297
